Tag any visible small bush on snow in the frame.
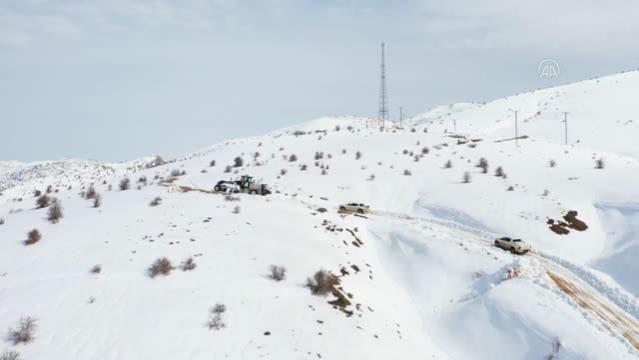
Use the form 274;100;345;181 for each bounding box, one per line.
24;229;41;245
181;257;196;271
269;265;287;281
119;177;131;191
8;316;37;345
47;201;63;224
35;194;51;209
93;193;102;208
595;158;605;169
148;257;174;278
149;197;162;207
306;270;340;296
0;351;21;360
208;304;227;330
233;156;244;167
462;172;471;183
85;185;97;199
544;337;562;360
90;264;102;274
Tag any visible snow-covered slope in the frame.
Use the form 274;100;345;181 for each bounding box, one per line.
1;71;639;359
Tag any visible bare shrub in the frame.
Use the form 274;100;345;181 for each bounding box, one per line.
208;304;226;330
595;158;605;169
543;189;550;196
355;151;362;160
280;169;287;176
300;164;307;171
33;190;41;197
224;165;232;173
342;149;347;154
0;218;4;225
462;172;471;183
232;206;241;214
8;317;37;345
403;169;412;176
477;157;489;173
93;193;102;208
181;257;196;271
494;166;504;177
314;151;324;160
549;159;557;168
233;156;244;167
148;257;174;278
119;177;131;191
306;270;340;296
288;154;298;162
368;174;375;181
0;351;21;360
90;264;102;274
138;176;148;185
544;337;562;360
321;168;328;175
421;147;430;154
25;229;41;246
48;201;63;223
46;185;53;194
35;195;51;209
444;160;453;169
149;197;162;207
85;185;97;199
209;160;216;167
507;186;514;191
269;265;286;281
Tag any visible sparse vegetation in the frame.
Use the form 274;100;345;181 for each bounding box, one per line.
306;270;340;296
208;304;227;330
462;172;472;183
181;257;196;271
85;185;97;199
209;160;216;167
8;317;37;345
25;229;41;245
403;169;412;176
280;169;287;176
90;264;102;274
289;154;298;162
300;164;307;171
93;193;102;208
495;166;504;177
35;194;51;209
0;351;21;360
232;205;241;214
549;159;557;168
355;151;362;160
119;177;131;191
0;218;4;225
595;158;605;169
149;197;162;207
544;337;562;360
444;160;453;169
48;201;63;223
477;157;489;173
269;265;287;281
233;156;244;167
421;146;430;154
148;257;174;278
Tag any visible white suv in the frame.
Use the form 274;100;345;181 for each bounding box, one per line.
494;237;531;254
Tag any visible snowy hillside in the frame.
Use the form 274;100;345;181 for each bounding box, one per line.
1;71;639;359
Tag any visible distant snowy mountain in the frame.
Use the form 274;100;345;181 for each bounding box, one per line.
1;71;639;360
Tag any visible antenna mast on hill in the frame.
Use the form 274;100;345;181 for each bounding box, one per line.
378;42;389;125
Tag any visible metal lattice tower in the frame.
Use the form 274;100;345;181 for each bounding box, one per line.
378;42;388;123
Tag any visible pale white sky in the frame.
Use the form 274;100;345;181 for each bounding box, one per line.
1;0;638;161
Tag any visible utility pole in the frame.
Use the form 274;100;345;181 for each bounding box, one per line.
378;42;388;125
563;112;569;145
399;106;404;126
515;110;519;146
